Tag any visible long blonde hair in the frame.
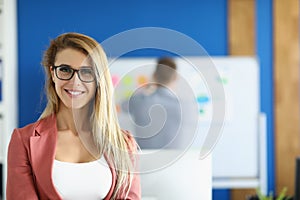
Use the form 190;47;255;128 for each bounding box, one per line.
41;32;135;198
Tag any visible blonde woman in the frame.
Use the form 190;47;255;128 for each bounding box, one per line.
6;32;141;199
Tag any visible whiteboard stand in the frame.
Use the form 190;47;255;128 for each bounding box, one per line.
212;112;268;195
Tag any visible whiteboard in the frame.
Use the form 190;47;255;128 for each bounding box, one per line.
109;56;260;186
206;57;259;178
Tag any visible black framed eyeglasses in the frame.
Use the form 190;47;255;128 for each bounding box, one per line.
52;64;95;83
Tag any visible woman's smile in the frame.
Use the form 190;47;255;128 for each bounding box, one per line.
64;89;85;98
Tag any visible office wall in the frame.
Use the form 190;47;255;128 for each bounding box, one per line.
16;0;274;199
17;0;227;126
274;0;300;195
228;0;274;198
228;0;256;198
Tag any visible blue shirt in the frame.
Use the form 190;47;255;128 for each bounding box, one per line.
123;86;182;149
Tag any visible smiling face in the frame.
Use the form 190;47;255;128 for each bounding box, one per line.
51;48;96;111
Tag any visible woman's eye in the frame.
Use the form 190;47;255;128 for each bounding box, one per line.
81;68;93;75
59;66;72;73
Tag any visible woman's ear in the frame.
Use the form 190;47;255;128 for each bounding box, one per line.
50;66;55;82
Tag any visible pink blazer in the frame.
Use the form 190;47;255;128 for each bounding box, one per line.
6;114;141;200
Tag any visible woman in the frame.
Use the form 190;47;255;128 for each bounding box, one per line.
6;32;141;199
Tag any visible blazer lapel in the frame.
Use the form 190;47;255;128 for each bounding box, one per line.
104;154;116;200
29;115;62;199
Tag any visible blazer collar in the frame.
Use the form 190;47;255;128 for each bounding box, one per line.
34;114;57;136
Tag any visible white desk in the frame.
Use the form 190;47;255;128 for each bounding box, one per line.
139;150;212;200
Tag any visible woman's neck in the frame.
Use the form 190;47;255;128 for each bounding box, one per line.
56;104;91;135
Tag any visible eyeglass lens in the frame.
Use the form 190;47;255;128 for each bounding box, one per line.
55;65;95;82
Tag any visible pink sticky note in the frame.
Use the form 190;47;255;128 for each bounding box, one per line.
111;75;120;87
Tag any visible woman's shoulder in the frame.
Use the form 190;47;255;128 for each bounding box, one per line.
14;115;54;138
9;120;41;145
15;120;39;135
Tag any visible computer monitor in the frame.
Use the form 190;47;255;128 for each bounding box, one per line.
138;149;212;200
295;157;300;200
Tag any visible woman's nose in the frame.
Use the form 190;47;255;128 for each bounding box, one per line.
70;71;82;85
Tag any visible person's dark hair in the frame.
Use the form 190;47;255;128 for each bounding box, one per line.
153;57;177;85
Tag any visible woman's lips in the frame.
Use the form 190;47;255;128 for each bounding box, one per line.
64;89;84;97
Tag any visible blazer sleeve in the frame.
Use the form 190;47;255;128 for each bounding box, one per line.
125;168;141;200
121;154;141;200
117;131;141;200
6;129;39;200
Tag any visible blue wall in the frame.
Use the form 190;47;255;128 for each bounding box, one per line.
18;0;227;126
17;0;273;199
256;0;274;192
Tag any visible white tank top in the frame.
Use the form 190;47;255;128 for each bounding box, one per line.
52;156;112;200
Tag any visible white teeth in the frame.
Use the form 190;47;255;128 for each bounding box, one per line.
66;90;82;96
